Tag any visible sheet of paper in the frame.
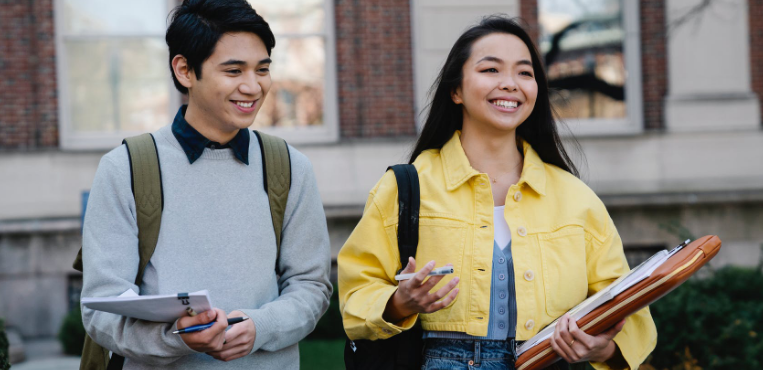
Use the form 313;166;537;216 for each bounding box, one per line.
82;289;213;323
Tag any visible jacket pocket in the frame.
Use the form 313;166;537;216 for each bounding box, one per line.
538;226;588;317
411;218;467;318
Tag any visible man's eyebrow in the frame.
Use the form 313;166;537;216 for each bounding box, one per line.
219;59;246;67
258;58;272;65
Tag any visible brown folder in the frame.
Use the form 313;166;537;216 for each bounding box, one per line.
515;235;722;370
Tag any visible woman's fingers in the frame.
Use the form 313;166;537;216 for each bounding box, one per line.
425;288;459;313
409;260;436;286
553;315;578;362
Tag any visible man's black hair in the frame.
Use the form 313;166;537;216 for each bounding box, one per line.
166;0;276;94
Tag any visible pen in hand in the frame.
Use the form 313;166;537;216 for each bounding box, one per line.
173;316;249;334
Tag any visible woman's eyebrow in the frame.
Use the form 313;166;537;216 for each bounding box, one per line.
475;56;503;65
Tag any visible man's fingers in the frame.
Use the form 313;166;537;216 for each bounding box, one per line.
178;309;217;330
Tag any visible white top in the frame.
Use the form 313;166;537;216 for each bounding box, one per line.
494;205;512;250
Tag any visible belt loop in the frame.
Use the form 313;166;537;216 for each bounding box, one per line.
474;340;482;365
509;338;518;363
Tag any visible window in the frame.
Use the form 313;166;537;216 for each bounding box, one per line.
247;0;339;143
538;0;642;135
56;0;178;149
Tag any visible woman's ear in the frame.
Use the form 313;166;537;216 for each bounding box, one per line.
451;88;462;105
172;55;194;90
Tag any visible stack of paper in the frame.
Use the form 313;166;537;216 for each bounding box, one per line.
517;240;689;356
81;289;213;323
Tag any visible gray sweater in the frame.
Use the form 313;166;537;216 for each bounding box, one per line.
81;125;332;369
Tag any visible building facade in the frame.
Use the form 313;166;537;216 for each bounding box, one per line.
1;0;761;342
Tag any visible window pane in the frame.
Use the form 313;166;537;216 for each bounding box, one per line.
248;0;325;34
66;38;170;133
63;0;167;35
538;0;626;120
253;36;325;128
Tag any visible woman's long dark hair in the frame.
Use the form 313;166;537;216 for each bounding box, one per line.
409;16;580;178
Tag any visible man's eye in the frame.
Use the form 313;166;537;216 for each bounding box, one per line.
258;68;270;73
227;69;242;74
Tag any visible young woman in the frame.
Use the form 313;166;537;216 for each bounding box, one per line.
338;16;656;370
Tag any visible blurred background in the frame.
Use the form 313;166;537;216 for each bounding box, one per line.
1;0;762;369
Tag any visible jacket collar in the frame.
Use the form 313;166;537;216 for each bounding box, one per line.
440;131;547;196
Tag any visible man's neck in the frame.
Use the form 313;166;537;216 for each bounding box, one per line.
183;103;239;144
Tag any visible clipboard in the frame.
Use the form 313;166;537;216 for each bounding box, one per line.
515;235;722;370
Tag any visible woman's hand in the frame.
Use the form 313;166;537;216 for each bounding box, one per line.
383;258;459;323
549;314;626;364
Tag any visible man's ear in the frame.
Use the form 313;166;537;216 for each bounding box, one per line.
451;87;462;105
172;55;194;90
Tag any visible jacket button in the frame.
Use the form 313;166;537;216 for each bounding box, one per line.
498;274;505;280
524;270;534;281
513;191;522;202
517;226;527;236
525;319;535;330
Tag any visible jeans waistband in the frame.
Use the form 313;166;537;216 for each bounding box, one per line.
423;338;519;365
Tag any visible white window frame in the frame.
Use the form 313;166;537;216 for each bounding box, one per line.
247;0;339;144
55;0;181;150
546;0;643;137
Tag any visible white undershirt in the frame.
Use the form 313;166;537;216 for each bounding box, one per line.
493;205;512;250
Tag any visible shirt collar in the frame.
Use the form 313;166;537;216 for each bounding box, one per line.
440;131;547;196
171;105;250;165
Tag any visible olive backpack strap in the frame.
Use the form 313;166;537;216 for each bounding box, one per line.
77;133;163;370
253;130;291;267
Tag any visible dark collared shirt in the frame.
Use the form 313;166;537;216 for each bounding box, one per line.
171;105;250;165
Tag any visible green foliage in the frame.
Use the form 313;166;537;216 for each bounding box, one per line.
0;317;10;370
306;283;345;340
58;304;86;356
646;265;763;369
299;339;345;370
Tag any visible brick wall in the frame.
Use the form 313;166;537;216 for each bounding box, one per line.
335;0;416;138
751;0;763;125
519;0;540;47
0;0;58;149
640;0;667;130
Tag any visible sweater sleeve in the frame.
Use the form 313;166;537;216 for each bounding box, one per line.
239;149;333;353
80;147;197;366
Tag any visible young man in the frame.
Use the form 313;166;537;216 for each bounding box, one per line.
80;0;332;368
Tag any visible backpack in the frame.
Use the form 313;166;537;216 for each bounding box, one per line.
72;131;291;370
344;164;424;370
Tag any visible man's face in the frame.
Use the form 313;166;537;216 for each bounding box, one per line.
188;32;272;132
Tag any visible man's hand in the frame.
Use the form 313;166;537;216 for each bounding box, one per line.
177;308;228;353
549;314;626;364
208;310;256;362
383;258;459;323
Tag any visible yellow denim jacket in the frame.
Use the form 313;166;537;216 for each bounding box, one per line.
338;132;657;369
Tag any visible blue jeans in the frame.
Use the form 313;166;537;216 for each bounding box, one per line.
421;339;518;370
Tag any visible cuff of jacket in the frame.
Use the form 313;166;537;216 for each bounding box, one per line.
367;285;418;340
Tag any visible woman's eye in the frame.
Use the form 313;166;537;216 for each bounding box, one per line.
520;71;534;77
481;68;498;73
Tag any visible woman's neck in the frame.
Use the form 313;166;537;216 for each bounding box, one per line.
460;124;523;177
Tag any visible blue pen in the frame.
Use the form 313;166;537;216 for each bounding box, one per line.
173;317;249;334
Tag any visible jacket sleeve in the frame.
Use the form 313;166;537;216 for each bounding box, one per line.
337;182;419;341
239;150;333;353
81;148;197;366
586;217;658;370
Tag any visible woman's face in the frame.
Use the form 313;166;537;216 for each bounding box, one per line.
453;33;538;134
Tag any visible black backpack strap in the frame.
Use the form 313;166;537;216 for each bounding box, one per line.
387;164;420;269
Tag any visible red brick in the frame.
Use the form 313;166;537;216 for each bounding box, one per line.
751;0;763;125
